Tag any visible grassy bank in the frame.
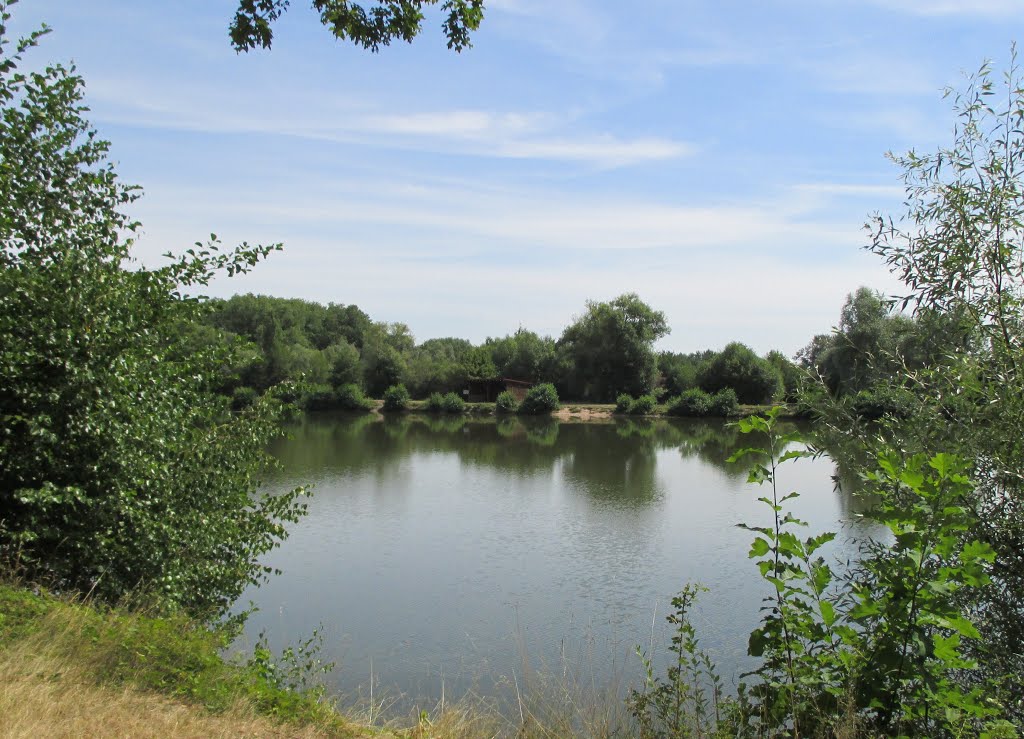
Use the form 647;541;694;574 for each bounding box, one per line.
0;583;366;738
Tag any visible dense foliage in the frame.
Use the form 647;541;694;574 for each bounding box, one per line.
0;14;305;618
698;342;782;404
229;0;485;53
203;292;806;408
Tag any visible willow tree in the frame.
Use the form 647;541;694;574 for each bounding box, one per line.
866;49;1024;712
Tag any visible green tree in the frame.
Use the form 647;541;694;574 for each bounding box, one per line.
324;339;361;387
486;329;556;382
230;0;484;53
0;10;305;618
699;342;782;404
360;322;411;396
657;350;712;398
764;350;802;402
558;293;669;402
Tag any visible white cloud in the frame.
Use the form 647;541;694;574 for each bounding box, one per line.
86;78;691;167
123;172;898;357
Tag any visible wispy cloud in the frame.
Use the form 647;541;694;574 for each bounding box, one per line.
809;53;938;96
86;78;691;167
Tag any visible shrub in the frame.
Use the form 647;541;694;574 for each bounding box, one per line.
518;383;559;415
302;384;337;411
628;393;658;415
231;386;259;411
440;391;466;413
495;390;518;414
666;388;712;417
425;391;465;413
709;388;738;417
382;384;410;412
334;383;373;411
615;393;633;414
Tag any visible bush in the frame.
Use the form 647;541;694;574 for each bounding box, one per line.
709;388;738;416
334;383;374;411
440;391;466;413
382;384;410;412
666;388;712;417
302;384;337;411
425;391;465;413
518;383;559;415
495;390;518;414
628;394;658;415
230;386;259;411
615;393;633;414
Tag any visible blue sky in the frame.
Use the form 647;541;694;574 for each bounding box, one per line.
12;0;1023;354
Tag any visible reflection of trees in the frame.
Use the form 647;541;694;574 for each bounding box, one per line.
265;415;862;513
663;418;814;479
614;418;656;438
454;419;564;476
520;416;559;447
559;423;662;504
659;418;749;477
421;415;468;434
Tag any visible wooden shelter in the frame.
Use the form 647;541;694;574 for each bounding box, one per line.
465;377;533;403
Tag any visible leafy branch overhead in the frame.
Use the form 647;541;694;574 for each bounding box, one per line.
229;0;485;53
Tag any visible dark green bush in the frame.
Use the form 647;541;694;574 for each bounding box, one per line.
231;386;259;411
334;383;374;411
666;388;712;417
302;384;337;411
518;383;559;415
709;388;738;416
426;391;465;413
628;394;658;415
615;393;633;414
495;390;518;414
382;384;410;411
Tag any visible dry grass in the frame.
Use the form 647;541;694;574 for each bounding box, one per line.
0;641;334;739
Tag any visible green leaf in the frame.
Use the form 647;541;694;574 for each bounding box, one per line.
819;600;836;627
749;537;771;558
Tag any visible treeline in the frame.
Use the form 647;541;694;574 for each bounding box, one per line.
203;287;951;417
202;292;799;411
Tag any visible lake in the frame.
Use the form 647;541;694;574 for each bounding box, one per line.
240;412;876;714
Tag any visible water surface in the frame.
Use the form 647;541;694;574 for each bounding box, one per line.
241;413;874;710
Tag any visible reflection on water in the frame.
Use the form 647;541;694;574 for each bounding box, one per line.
244;414;880;713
